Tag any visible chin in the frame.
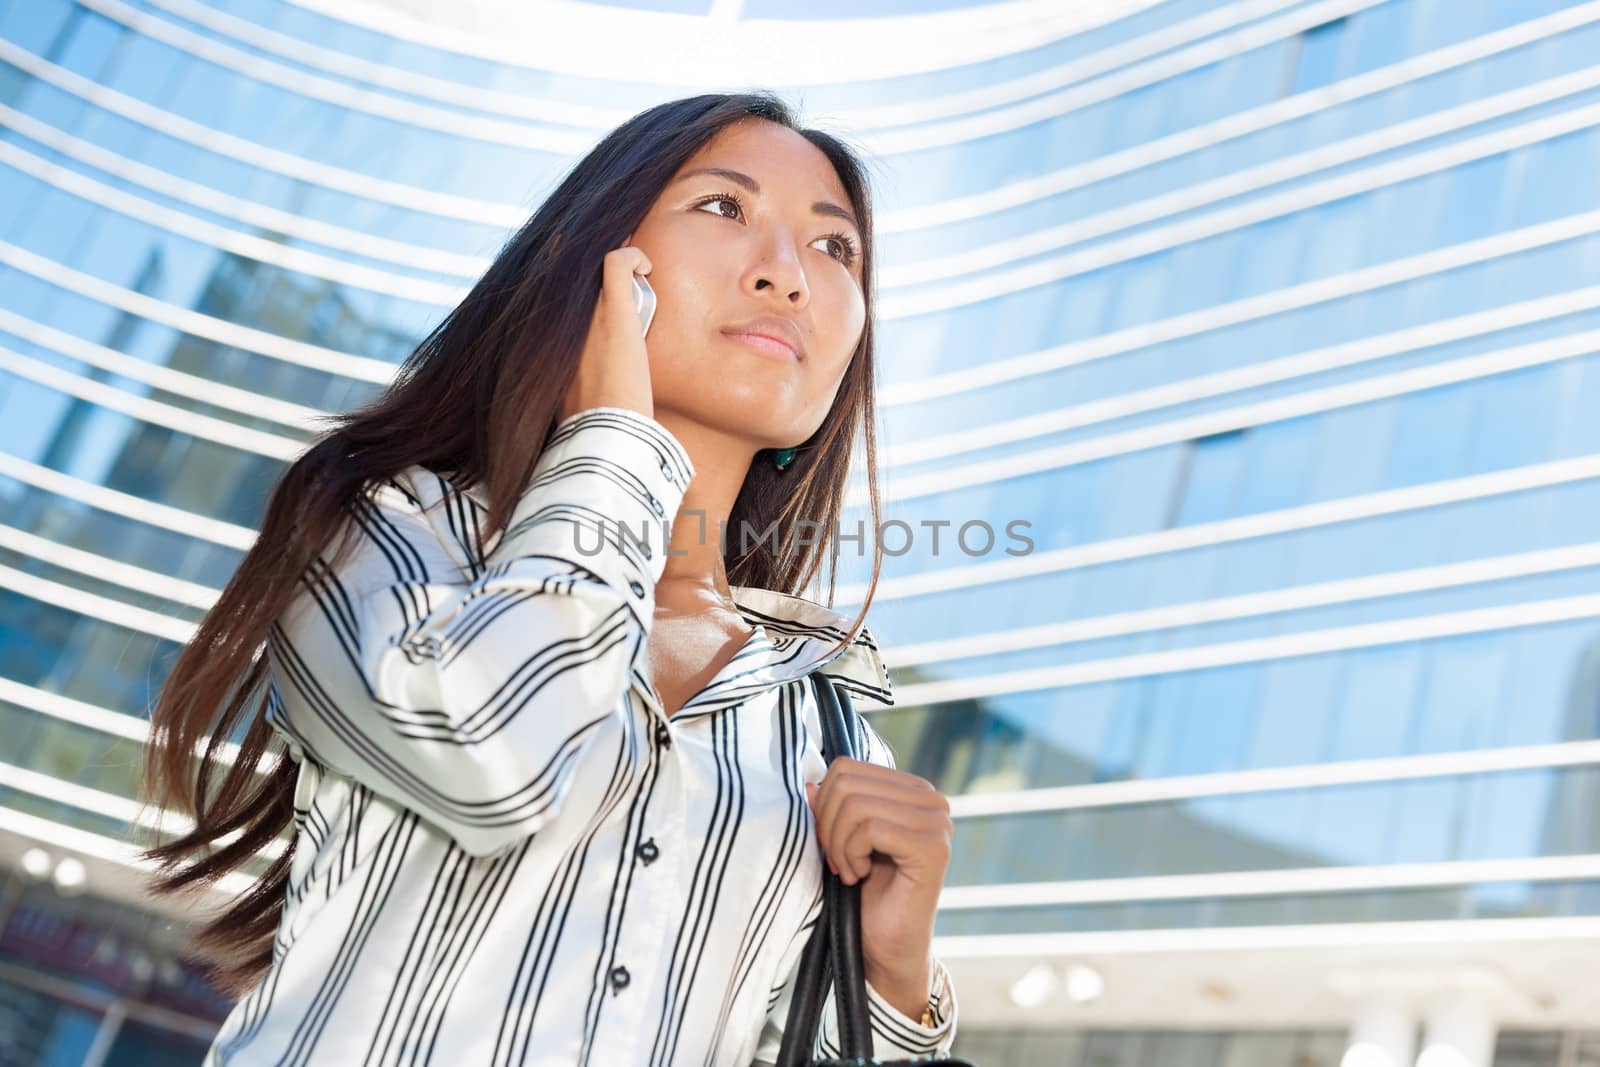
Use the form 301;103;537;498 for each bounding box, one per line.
676;385;796;433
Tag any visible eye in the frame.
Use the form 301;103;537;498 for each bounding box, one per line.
692;193;744;222
815;231;861;267
691;191;861;268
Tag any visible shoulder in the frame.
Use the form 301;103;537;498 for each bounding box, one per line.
366;465;485;565
295;466;483;606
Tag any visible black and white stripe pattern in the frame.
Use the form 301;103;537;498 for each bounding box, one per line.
205;407;956;1065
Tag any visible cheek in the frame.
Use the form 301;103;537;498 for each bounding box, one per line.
820;281;866;367
644;278;717;363
819;278;870;351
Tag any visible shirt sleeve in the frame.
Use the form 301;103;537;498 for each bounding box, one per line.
750;915;959;1064
815;956;958;1060
749;687;960;1063
264;406;693;858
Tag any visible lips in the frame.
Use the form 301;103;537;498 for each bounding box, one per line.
724;331;800;361
721;316;805;361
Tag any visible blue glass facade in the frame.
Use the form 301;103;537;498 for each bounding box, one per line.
1;0;1598;1063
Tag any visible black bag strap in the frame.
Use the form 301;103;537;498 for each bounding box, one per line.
815;672;873;1056
774;671;874;1066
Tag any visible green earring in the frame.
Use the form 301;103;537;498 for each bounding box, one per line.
773;446;798;471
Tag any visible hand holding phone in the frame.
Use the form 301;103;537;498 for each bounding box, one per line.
632;272;656;338
559;246;655;423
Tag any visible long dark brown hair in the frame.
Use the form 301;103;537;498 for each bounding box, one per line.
137;91;887;997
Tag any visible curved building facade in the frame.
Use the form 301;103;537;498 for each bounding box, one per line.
1;0;1599;1064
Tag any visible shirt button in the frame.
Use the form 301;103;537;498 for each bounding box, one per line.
655;723;672;749
647;495;664;517
636;838;659;865
610;965;631;993
629;580;646;598
660;458;675;482
640;540;652;560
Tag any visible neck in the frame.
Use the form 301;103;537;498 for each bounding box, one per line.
649;410;759;609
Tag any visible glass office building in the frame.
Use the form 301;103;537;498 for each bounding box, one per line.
1;0;1599;1063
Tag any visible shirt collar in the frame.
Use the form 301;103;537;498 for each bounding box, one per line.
419;467;893;718
622;587;893;724
728;585;894;712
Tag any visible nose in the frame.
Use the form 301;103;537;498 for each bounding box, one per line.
744;236;809;307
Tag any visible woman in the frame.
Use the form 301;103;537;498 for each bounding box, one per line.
141;91;958;1065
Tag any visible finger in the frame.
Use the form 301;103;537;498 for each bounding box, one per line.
814;759;942;816
605;243;652;279
594;249;656;360
815;756;935;790
813;768;948;848
836;815;951;887
816;794;952;883
626;242;652;274
812;776;949;873
813;785;949;872
599;248;653;315
805;782;840;877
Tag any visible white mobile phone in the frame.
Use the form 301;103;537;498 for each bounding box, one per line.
632;273;656;338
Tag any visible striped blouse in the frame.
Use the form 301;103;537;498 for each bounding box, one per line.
203;406;958;1066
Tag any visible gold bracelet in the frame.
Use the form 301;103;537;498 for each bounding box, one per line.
920;1002;936;1028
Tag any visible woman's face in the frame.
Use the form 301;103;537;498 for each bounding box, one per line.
627;117;867;450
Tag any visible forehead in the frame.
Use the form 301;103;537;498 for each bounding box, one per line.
677;119;851;207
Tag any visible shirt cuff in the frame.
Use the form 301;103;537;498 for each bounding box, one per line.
861;956;958;1058
497;406;694;626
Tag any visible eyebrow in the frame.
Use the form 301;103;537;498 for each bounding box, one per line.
672;167;861;235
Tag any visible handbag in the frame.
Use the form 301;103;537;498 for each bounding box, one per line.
773;671;977;1067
